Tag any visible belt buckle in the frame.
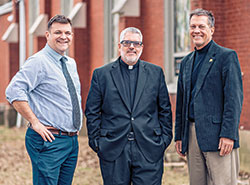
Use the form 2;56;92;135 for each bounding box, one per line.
67;132;77;136
67;132;73;136
127;132;134;141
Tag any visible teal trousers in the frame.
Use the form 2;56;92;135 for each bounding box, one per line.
25;127;79;185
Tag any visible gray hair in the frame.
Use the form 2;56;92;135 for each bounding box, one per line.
119;27;143;42
190;8;215;27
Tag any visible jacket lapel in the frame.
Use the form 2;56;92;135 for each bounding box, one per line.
185;52;195;103
194;41;217;97
110;60;131;112
132;60;147;111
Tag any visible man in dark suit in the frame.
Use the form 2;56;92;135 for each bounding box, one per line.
175;9;243;185
85;27;172;185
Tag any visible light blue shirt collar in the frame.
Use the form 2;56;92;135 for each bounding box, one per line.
44;44;66;62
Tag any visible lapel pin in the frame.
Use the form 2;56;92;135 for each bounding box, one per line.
209;58;213;63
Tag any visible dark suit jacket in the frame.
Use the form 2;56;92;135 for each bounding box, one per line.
175;41;243;154
85;58;172;162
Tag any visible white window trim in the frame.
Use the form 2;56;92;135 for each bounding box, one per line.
29;14;48;36
68;2;86;28
2;22;18;43
104;0;120;64
111;13;119;62
61;0;73;17
164;1;191;94
164;0;177;94
104;0;113;64
112;0;140;17
0;1;12;16
173;51;190;58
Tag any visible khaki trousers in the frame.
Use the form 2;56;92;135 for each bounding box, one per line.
187;122;239;185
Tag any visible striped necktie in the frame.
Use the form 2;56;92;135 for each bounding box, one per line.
60;56;81;130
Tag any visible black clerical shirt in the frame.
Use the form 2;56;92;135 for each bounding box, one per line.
119;59;139;109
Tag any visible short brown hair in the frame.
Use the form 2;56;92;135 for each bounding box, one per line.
47;15;72;30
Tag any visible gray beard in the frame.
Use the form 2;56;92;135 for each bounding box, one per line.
122;50;142;65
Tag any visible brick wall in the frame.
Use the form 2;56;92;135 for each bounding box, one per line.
73;28;90;110
119;0;165;68
0;0;21;104
193;0;250;130
169;94;176;123
222;0;250;129
140;0;165;68
50;0;61;17
0;13;11;103
89;0;104;72
9;43;19;80
0;0;249;129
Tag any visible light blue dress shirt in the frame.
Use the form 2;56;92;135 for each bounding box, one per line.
5;44;82;132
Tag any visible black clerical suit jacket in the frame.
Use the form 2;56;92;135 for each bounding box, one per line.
85;57;172;162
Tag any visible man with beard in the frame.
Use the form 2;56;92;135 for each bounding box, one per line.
6;15;82;184
85;27;172;185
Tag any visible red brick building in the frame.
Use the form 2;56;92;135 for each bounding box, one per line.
0;0;249;130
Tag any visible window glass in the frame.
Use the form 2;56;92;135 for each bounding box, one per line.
174;0;190;53
104;0;119;63
164;0;190;92
28;0;40;56
174;0;190;76
29;0;39;27
61;0;73;16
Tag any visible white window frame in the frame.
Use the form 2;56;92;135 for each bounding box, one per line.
28;0;40;56
61;0;73;16
164;0;190;94
0;1;12;15
104;0;119;64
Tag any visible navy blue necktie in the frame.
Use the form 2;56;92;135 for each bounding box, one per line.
60;57;81;130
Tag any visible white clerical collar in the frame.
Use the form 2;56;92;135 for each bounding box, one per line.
128;65;133;70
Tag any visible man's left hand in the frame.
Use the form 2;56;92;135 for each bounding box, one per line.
218;137;234;156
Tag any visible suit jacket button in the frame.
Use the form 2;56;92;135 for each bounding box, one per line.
131;117;134;121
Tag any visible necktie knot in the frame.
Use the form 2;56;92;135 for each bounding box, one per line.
60;56;67;63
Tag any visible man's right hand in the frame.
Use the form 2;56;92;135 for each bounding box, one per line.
175;140;186;157
12;101;55;142
31;122;55;142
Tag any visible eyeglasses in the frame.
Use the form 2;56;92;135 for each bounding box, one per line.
120;40;143;48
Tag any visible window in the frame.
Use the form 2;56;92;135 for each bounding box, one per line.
104;0;119;64
174;0;190;54
164;0;190;93
28;0;40;56
61;0;73;16
174;0;190;75
0;0;11;6
29;0;39;25
104;0;140;64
